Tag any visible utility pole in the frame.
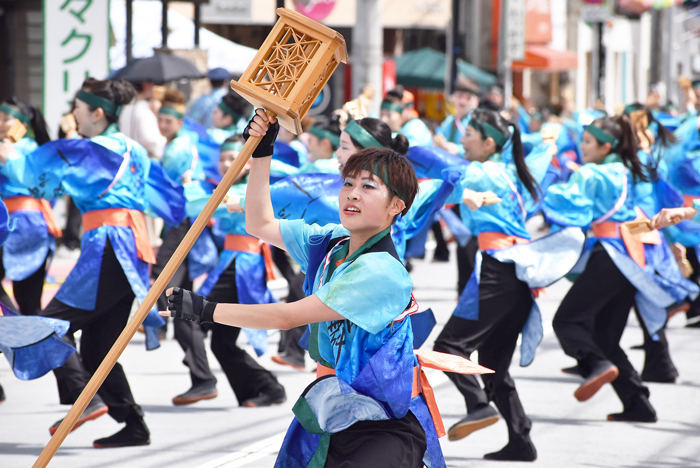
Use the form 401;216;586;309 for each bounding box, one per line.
352;0;384;114
126;0;133;63
446;0;461;94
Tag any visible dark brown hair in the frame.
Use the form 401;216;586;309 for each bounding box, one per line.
589;115;648;183
341;147;418;218
81;77;136;124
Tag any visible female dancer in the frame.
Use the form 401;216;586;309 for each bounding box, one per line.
544;114;661;424
0;98;60;315
432;109;554;462
0;78;159;447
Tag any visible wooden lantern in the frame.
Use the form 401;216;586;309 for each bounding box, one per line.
33;9;347;468
230;8;348;135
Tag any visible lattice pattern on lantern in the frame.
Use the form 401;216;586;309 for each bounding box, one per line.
251;27;322;99
230;8;348;135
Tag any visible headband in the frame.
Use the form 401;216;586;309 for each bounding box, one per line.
623;104;640;115
218;101;241;121
309;126;340;148
362;160;407;204
380;101;405;114
0;104;30;124
77;89;121;116
220;141;244;152
585;124;619;148
159;106;184;119
344;120;384;149
468;119;509;148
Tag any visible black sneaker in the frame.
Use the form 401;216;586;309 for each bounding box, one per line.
484;439;537;462
447;404;500;441
0;383;5;403
574;361;619;402
561;365;583;377
241;384;286;407
49;397;109;436
607;395;658;423
271;353;305;370
93;417;151;448
172;381;218;406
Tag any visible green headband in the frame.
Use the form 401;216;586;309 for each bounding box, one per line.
623;104;639;115
309;126;340;148
218;101;241;121
220;141;244;152
361;160;407;203
469;119;509;148
0;104;30;124
380;101;405;114
159;106;184;119
586;124;619;148
344;120;384;149
77;89;121;116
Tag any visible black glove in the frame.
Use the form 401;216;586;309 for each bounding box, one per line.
243;109;280;158
166;287;217;324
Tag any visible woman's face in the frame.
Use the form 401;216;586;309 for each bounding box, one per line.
380;109;403;132
0;110;21;140
339;169;404;236
219;149;250;183
157;113;182;141
72;98;103;138
460;125;494;162
336;131;359;172
452;91;479;118
580;130;610;164
211;106;233;129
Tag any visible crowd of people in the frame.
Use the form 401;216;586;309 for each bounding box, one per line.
1;66;700;467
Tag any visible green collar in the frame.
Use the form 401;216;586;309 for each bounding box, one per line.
324;227;391;285
601;153;622;165
487;152;503;164
100;123;120;136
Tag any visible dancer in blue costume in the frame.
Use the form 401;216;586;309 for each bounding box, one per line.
152;90;221;406
0;78;160;448
432;109;578;462
0;98;61;316
163;110;493;468
380;87;433;147
183;134;287;407
298;118;342;174
434;78;481;157
544;114;673;424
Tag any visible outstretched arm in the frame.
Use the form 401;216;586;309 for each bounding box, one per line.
245;109;285;250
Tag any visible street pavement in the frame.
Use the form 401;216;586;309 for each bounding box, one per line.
2;240;700;468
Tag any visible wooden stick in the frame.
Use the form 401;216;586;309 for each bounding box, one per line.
7;120;26;143
482;195;502;206
32;129;267;468
624;219;652;235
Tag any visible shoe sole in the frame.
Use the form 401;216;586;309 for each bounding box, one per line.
447;415;500;441
574;367;619;402
271;355;305;371
241;398;287;408
49;406;109;436
93;440;151;449
606;414;658;423
172;392;218;406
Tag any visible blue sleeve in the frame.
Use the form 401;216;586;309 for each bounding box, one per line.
279;219;341;273
543;167;597;227
400;119;433;147
314;252;413;334
692;200;700;224
161;137;195;182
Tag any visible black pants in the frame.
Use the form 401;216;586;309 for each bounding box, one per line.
0;248;49;316
686;246;700;321
633;306;678;381
431;221;450;261
62;196;82;250
553;243;650;407
154;221;216;387
272;246;307;362
434;253;533;443
326;411;426;468
42;239;143;422
207;260;281;404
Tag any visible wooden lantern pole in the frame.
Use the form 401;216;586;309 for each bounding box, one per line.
33;8;347;467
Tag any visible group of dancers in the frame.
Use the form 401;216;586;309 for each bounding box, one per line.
1;73;700;467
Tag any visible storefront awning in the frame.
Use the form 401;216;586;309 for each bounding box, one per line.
511;45;578;72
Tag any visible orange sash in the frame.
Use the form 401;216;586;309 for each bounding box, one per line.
683;194;699;208
224;234;276;281
591;209;660;268
5;196;63;238
477;232;544;297
82;208;155;264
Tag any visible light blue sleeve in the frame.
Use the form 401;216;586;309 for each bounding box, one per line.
314;252;413;334
278;219;342;273
161;135;194;182
270;159;301;178
543;167;598;227
400;119;433;147
443;162;493;205
692;200;700;224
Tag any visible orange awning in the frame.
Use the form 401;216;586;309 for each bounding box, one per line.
511;45;578;72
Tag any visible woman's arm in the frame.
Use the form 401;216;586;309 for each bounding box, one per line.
245;110;285;249
651;206;697;229
160;288;344;330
